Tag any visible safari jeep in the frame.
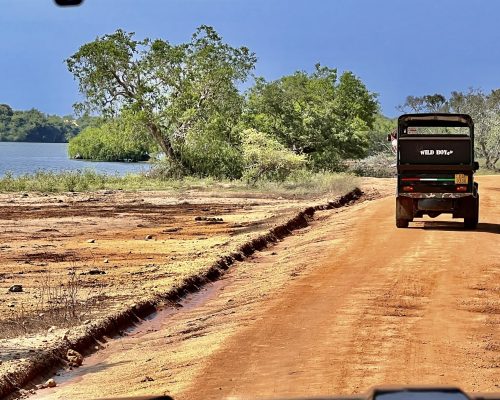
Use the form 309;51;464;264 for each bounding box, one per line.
394;113;479;229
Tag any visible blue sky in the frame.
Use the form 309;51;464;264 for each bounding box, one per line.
1;0;499;117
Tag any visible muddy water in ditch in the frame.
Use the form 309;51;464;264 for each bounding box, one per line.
33;279;225;398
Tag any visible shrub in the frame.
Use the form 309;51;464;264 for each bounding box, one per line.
175;128;244;179
241;129;306;183
68;115;154;162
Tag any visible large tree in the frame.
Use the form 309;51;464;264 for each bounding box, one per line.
244;64;378;169
66;26;256;173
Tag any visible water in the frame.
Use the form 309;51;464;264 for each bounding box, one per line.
0;142;150;176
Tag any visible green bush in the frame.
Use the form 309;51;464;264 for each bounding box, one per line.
241;129;306;183
175;127;244;179
244;66;379;171
68;115;154;162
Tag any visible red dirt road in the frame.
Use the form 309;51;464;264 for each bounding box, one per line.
34;177;499;399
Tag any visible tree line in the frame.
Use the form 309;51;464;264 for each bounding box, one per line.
0;104;99;143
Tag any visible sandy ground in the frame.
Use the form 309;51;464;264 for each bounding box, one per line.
26;176;499;399
2;188;352;376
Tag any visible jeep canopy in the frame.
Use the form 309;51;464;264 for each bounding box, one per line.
397;113;474;166
398;113;474;130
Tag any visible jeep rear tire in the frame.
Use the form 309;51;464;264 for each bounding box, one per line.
396;218;409;228
464;194;479;229
396;197;413;228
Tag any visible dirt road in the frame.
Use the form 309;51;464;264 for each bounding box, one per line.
33;176;499;399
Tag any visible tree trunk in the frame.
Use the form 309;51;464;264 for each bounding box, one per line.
145;122;197;175
485;154;498;171
146;122;177;162
478;141;490;169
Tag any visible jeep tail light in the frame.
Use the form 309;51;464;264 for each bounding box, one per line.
402;185;414;192
456;185;468;192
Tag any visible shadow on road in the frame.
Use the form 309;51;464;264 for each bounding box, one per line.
412;221;500;234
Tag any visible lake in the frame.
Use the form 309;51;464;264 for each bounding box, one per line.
0;142;150;176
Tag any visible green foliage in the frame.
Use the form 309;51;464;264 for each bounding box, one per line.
241;129;306;183
0;104;102;143
244;64;379;170
0;104;14;135
68;113;155;162
398;94;447;113
366;114;397;155
0;104;89;142
66;26;256;174
346;116;398;177
0;170;108;192
65;29;383;178
178;128;243;178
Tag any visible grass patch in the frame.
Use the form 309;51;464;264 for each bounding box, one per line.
0;170;358;199
2;269;106;339
251;171;358;198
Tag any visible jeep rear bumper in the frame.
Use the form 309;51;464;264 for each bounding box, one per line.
396;193;478;220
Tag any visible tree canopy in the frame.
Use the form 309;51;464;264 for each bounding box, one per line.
244;64;379;169
65;26;383;178
366;114;397;155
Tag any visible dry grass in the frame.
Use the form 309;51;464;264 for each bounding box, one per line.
1;269;106;339
0;170;357;199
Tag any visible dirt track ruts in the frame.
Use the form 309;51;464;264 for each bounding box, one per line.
33;176;499;399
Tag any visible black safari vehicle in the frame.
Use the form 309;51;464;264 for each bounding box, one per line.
394;113;479;229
